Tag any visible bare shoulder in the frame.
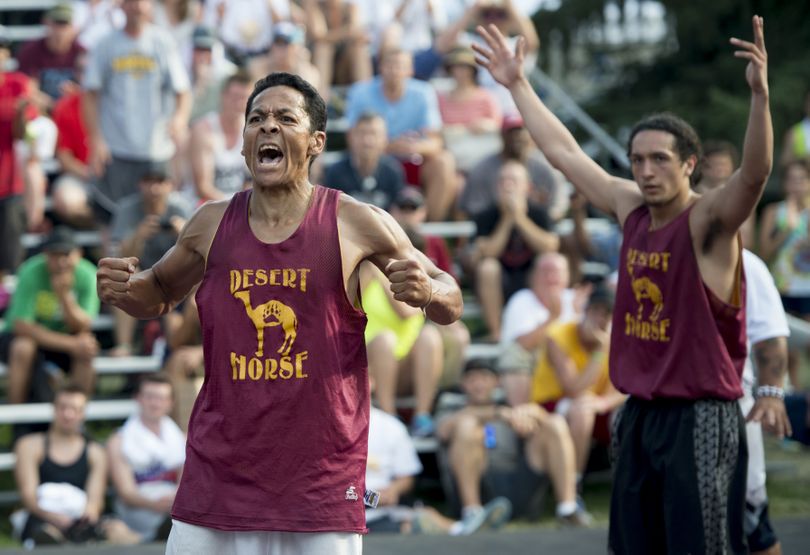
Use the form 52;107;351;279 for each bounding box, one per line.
336;193;401;256
611;176;645;226
14;433;44;458
180;199;231;259
87;441;107;464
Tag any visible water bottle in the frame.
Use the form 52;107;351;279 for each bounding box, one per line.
484;423;497;449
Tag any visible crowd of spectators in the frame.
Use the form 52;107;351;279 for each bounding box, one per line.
0;0;808;547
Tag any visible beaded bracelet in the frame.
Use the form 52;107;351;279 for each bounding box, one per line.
755;385;785;400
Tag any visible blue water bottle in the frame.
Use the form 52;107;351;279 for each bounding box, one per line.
484;424;497;449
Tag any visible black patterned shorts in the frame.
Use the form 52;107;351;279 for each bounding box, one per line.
608;397;748;555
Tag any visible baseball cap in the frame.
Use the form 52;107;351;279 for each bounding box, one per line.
443;46;477;70
46;3;73;24
463;358;498;376
140;160;171;182
394;187;424;210
501;114;525;132
43;226;78;253
192;26;217;50
273;22;305;45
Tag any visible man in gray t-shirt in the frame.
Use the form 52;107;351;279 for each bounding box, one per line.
83;0;190;219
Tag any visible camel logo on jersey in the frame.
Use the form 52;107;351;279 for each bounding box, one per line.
631;276;664;322
624;248;671;342
233;290;298;357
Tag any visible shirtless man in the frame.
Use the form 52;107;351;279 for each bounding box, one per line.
97;72;462;555
474;16;789;554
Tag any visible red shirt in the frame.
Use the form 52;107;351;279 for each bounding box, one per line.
52;91;89;164
610;205;746;401
0;72;34;199
172;187;370;533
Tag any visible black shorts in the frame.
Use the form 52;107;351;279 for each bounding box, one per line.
609;396;748;555
0;195;26;273
745;501;778;552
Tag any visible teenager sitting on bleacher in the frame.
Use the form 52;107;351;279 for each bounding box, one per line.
12;383;141;547
323;112;406;211
0;227;99;404
389;187;470;388
346;48;459;221
435;358;591;529
107;161;192;357
361;261;443;438
107;374;185;542
463;161;559;342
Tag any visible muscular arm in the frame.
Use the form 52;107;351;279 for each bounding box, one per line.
339;197;463;325
97;201;227;319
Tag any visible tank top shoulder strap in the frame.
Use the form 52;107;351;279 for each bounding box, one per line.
623;204;649;233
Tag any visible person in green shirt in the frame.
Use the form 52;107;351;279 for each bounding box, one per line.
0;227;100;403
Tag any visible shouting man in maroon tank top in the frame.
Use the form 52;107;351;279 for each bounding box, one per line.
96;72;462;555
475;16;789;555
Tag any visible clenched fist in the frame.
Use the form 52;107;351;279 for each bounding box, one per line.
97;257;139;306
384;258;432;309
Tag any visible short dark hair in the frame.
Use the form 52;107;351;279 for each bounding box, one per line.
586;284;615;313
244;72;327;134
702;140;739;168
628;113;702;182
353;111;384;128
137;373;173;394
54;383;88;401
222;70;253;95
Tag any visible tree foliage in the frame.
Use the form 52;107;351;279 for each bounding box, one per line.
534;0;810;160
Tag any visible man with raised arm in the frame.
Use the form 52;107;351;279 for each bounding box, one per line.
474;16;789;554
96;72;462;555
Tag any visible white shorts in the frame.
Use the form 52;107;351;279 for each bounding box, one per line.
165;519;363;555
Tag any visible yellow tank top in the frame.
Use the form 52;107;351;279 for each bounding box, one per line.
531;321;611;404
362;279;425;361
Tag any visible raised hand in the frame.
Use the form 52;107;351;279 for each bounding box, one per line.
730;15;767;95
472;24;526;89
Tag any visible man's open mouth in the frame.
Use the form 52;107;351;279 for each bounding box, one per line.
258;144;284;167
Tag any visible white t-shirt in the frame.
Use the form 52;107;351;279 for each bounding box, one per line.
365;407;423;522
500;288;578;346
742;249;790;391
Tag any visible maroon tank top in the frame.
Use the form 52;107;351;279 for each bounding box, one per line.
172;186;369;532
610;205;746;401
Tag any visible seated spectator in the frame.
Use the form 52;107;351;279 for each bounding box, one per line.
464;161;559;341
459;115;567;220
324;112;406;211
51;79;95;228
301;0;372;87
71;0;125;51
162;288;204;432
107;374;185;541
361;262;443;437
389;187;470;385
12;384;140;547
438;45;503;172
17;3;85;109
188;26;238;123
534;285;625;478
435;0;539;113
694;140;753;249
758;160;810;388
436;359;590;528
108;162;192;356
187;72;252;203
247;22;323;96
438;45;502;134
201;0;291;66
0;228;99;403
366;384;510;535
346;48;458;221
499;253;584;406
0;37;36;298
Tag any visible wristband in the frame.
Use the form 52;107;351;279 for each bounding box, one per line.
755;385;784;400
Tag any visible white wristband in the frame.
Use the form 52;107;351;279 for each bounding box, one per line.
755;385;784;400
